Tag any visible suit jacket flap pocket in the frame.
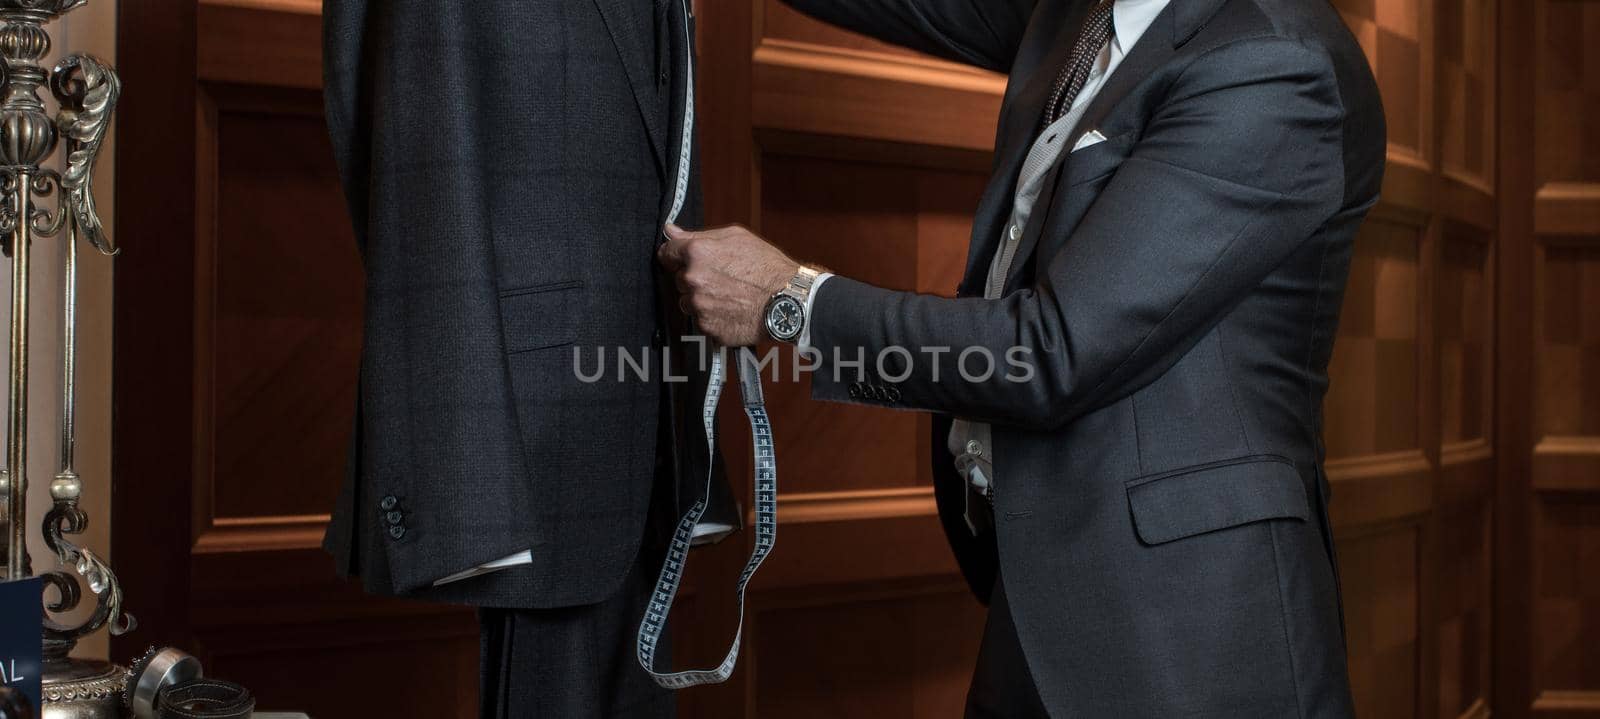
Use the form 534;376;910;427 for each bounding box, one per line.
499;280;581;353
1126;456;1310;545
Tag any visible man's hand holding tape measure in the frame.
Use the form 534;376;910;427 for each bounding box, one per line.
658;223;822;349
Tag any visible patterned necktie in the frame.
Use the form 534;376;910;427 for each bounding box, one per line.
1044;0;1117;125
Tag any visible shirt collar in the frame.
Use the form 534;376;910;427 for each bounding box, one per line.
1111;0;1171;56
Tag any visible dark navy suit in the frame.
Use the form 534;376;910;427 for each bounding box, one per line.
787;0;1384;715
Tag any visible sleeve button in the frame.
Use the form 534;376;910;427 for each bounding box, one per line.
380;495;398;511
388;525;406;540
385;511;404;525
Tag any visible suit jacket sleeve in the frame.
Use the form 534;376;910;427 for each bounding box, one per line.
809;38;1350;430
323;0;368;249
779;0;1037;72
321;0;549;591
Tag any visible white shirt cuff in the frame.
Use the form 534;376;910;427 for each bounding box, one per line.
798;272;833;351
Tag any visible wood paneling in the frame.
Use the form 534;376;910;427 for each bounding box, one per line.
114;2;480;716
205;86;361;522
1439;0;1497;192
1438;503;1493;718
1320;0;1506;716
1493;0;1539;714
113;0;200;672
1523;0;1600;715
1439;230;1492;446
107;0;1595;717
753;154;981;497
1534;498;1600;695
752;586;983;718
1332;0;1435;170
1341;526;1425;719
1324;219;1423;461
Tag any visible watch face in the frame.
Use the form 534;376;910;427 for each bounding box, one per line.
765;295;805;342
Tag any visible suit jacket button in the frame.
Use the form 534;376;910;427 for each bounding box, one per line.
380;495;398;511
385;511;404;525
848;382;863;399
388;524;406;540
886;387;902;403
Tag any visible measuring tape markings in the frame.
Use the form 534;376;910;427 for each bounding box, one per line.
636;0;780;689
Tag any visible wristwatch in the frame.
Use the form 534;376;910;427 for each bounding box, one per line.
763;265;821;344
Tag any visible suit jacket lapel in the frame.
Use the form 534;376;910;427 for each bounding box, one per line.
591;0;667;172
1001;5;1181;293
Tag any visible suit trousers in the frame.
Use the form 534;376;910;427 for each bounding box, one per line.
965;568;1050;719
478;411;678;719
477;549;672;719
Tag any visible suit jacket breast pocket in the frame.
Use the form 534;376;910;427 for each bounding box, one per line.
1125;455;1310;546
499;280;582;354
1063;130;1137;188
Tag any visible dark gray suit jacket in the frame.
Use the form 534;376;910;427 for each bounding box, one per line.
321;0;732;609
787;0;1383;715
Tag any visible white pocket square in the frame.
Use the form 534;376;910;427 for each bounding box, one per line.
1072;129;1107;152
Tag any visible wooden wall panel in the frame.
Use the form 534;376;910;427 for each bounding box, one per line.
1321;1;1507;718
1538;247;1600;440
752;587;983;719
1437;225;1494;719
1332;0;1435;171
763;0;921;59
1530;241;1600;715
208;89;362;521
1525;0;1600;715
109;0;1598;717
1341;527;1425;719
1533;0;1600;188
1323;6;1433;717
1324;220;1423;461
1437;504;1493;719
1438;0;1497;192
1439;232;1491;447
1534;498;1600;695
756;154;982;497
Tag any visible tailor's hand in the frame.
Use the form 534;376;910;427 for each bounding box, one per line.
657;223;797;347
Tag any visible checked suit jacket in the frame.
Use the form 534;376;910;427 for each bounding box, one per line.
320;0;735;609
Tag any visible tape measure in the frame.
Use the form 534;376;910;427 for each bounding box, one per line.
636;0;779;689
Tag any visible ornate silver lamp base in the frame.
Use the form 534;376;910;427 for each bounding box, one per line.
40;659;125;719
0;0;129;713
